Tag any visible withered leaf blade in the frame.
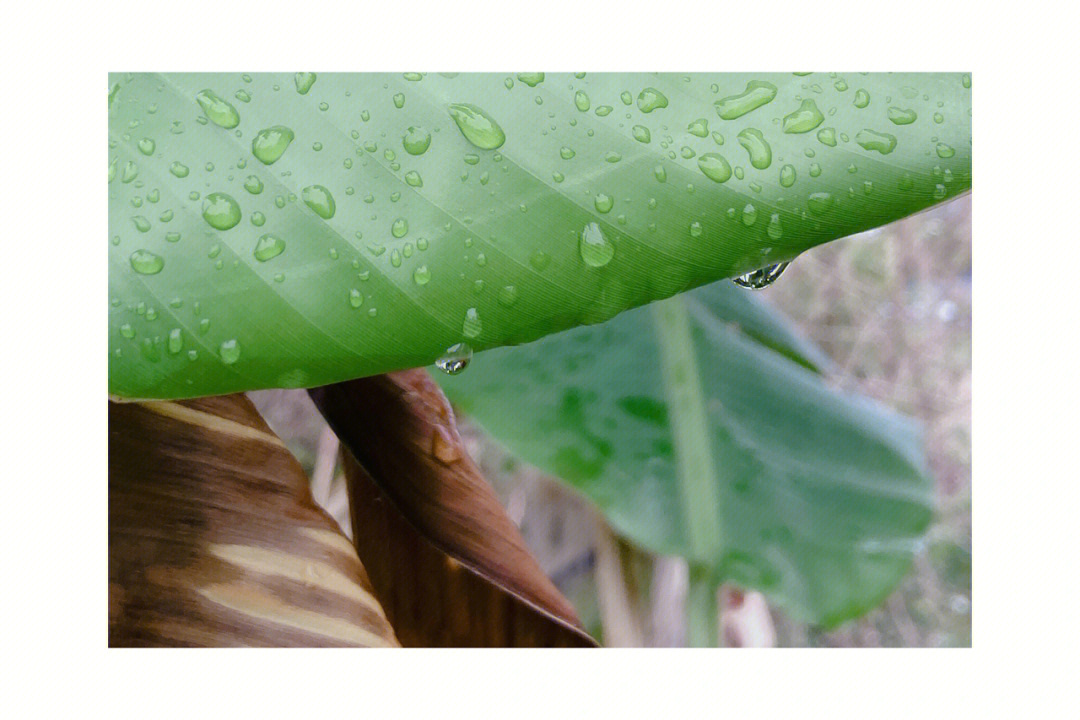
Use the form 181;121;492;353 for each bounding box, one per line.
109;395;398;647
310;371;596;647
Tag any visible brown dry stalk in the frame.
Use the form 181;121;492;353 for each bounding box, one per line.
311;370;596;647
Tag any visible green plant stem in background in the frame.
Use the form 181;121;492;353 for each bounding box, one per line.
686;566;721;647
652;296;723;560
653;295;724;639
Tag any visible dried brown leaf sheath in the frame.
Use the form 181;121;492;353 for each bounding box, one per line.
109;396;398;647
311;371;596;647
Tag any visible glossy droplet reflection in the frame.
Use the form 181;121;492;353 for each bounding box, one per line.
195;89;240;129
253;233;286;262
202;193;242;230
129;250;164;275
402;126;432;155
252;126;294;165
436;342;473;375
301;185;336;219
714;80;777;120
636;88;668;113
733;262;790;289
579;222;615;267
448;103;506;150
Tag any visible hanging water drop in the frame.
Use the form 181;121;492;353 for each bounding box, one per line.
733;262;789;289
435;342;473;375
579;222;615;267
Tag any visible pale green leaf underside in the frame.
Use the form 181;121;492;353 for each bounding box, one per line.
109;72;970;399
437;281;933;626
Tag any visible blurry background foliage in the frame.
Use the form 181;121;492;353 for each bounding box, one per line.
252;195;970;647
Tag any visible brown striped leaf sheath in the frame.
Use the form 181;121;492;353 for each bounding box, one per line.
109;395;398;647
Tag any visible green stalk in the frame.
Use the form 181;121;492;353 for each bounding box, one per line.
652;295;724;645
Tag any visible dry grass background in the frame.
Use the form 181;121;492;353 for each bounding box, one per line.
251;193;971;647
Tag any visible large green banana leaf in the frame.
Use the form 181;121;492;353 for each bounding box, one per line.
109;72;970;399
437;281;933;626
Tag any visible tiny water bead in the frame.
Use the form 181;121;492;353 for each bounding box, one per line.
130;250;164;275
560;146;576;160
132;216;151;232
252;125;295;165
448;103;506;150
253;233;286;262
138;138;155;155
733;262;789;289
219;339;241;365
393;93;405;109
714;80;777;120
736;128;772;169
936;142;956;158
294;72;317;95
201;193;242;230
855;129;897;155
462;307;483;338
697;153;732;183
782;99;825;134
887;107;918;125
780;164;797;187
636;87;669;113
579;222;615;267
516;72;545;87
349;289;364;308
301;185;336;219
402;126;432;155
195;89;240;129
687;118;709;137
741;203;758;226
435;343;473;375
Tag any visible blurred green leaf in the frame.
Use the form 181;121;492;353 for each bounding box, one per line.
437;280;934;626
109;73;969;399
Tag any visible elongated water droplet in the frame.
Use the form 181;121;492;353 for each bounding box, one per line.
436;342;472;374
817;127;837;146
462;307;482;338
219;339;241;364
498;285;518;307
697;153;732;183
251;125;294;165
516;72;544;87
301;185;335;219
782;99;824;134
294;72;317;95
741;203;757;226
807;191;834;215
636;87;668;113
855;129;897;154
887;107;918;125
687;118;709;137
130;250;164;275
393;93;405;108
767;213;783;240
132;216;151;232
579;222;614;267
632;125;651;143
121;161;138;183
780;164;796;187
349;288;364;308
448;103;505;150
733;262;789;289
853;89;870;108
412;265;430;285
736;127;772;169
404;170;423;187
402;126;431;155
169;161;189;178
253;233;286;262
714;80;777;120
168;328;183;354
202;192;241;230
391;217;408;238
574;90;590;112
195;89;240;129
